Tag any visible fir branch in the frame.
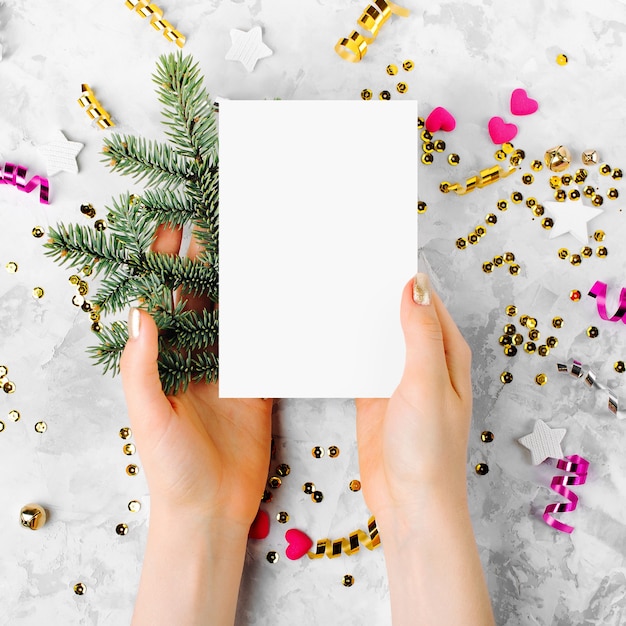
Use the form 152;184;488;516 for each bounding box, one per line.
153;308;218;351
93;271;135;315
158;348;219;395
44;223;126;275
88;320;128;375
138;188;197;227
107;194;156;257
102;134;193;189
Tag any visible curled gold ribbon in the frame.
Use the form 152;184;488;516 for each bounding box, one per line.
307;516;380;559
440;165;517;196
125;0;186;48
77;84;115;130
335;0;410;63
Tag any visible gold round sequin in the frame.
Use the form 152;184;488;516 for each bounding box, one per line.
493;255;504;267
570;254;582;266
386;64;398;75
417;117;424;129
614;361;625;374
498;335;511;346
556;53;568;65
504;345;517;357
554;189;566;202
511;191;523;204
8;410;20;422
396;82;408;94
495;150;506;161
82;265;93;276
119;427;132;439
538;345;550;357
312;491;324;503
552;317;564;329
467;233;479;245
569;189;581;201
0;365;7;377
0;422;4;433
502;143;515;155
475;225;487;237
504;252;515;263
482;262;494;274
72;295;85;307
581;246;592;258
361;89;373;101
532;205;544;217
599;163;612;176
32;287;44;299
421;130;433;142
128;500;141;513
343;574;355;587
80;203;96;217
509;264;520;276
535;373;548;386
73;583;86;596
549;176;561;189
524;342;536;354
123;443;136;455
500;372;513;384
505;305;518;317
268;476;282;489
475;463;489;475
504;324;516;335
91;322;102;333
276;463;291;477
608;188;619;199
276;511;290;524
593;230;605;242
575;169;588;183
266;551;279;564
528;329;540;341
583;185;595;198
349;480;362;492
481;431;494;443
3;381;16;394
512;334;523;346
592;195;604;206
561;174;572;186
521;173;534;185
116;523;129;536
542;218;554;229
497;200;508;211
570;290;581;301
526;317;537;329
94;219;107;231
486;213;497;225
126;464;139;476
32;226;44;238
612;168;623;179
303;482;315;494
456;238;467;250
586;326;599;338
447;153;460;166
262;490;272;503
526;197;537;208
34;421;47;433
531;160;543;171
596;246;608;258
417;201;427;214
422;153;434;165
328;446;340;458
312;446;324;459
434;140;446;152
379;90;391;101
5;261;18;273
546;336;558;348
77;281;89;296
402;60;414;71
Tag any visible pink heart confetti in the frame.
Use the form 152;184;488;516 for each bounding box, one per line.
425;106;456;133
488;116;518;144
248;509;270;540
510;88;539;116
285;528;313;560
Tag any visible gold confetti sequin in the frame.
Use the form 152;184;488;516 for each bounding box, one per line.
475;463;489;475
596;246;608;258
349;480;362;492
417;201;427;214
34;421;47;433
558;248;569;260
94;219;107;231
535;373;548;386
116;523;129;536
456;238;467;250
569;189;581;200
593;230;605;242
575;169;588;183
447;153;460;166
570;254;582;266
556;53;568;65
5;262;18;273
608;188;619;199
402;60;414;71
128;500;141;513
528;329;540;341
481;431;494;443
119;427;132;439
512;334;523;346
587;326;599;338
434;139;446;152
612;168;623;179
497;200;508;211
506;305;518;317
303;482;315;494
3;381;16;394
126;464;139;476
343;574;355;587
8;410;20;422
328;446;340;458
570;290;581;301
615;361;625;374
531;160;543;171
504;252;515;263
32;287;44;299
32;226;44;238
500;372;513;384
73;583;86;595
542;217;554;229
276;463;291;477
600;163;612;176
511;191;523;204
524;342;536;354
504;345;517;357
396;82;408;94
386;64;398;75
268;476;282;489
546;336;558;348
379;90;391;100
504;324;516;335
422;153;434;164
276;511;290;524
552;317;564;329
266;551;279;564
482;262;493;274
592;195;604;206
499;335;511;346
521;173;534;185
509;264;520;276
123;443;136;455
538;345;550;357
312;491;324;503
361;89;373;100
312;446;324;459
526;317;537;329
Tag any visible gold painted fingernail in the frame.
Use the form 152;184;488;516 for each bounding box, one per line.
412;274;431;305
128;308;141;340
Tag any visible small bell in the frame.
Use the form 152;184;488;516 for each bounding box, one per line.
20;504;47;530
544;145;572;172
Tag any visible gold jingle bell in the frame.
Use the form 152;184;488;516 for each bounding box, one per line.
545;145;572;172
20;504;47;530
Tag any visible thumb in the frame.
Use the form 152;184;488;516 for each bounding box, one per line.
120;308;172;435
398;273;447;395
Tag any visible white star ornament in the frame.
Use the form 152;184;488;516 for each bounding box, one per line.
545;200;603;245
38;131;84;176
225;26;273;73
518;419;567;465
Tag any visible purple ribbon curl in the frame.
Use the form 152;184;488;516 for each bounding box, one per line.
0;162;50;204
588;281;626;323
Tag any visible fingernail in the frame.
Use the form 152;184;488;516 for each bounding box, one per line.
412;273;431;305
128;307;141;340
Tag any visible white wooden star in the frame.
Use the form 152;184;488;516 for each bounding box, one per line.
518;419;567;465
225;26;273;73
545;200;603;245
38;131;84;176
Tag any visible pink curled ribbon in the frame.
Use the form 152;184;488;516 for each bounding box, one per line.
543;455;589;534
0;162;50;204
588;281;626;323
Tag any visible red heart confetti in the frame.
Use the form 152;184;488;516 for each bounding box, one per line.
510;88;539;116
488;116;518;144
248;509;270;540
285;528;313;560
425;106;456;133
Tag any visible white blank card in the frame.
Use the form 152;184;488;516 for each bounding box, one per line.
219;100;418;398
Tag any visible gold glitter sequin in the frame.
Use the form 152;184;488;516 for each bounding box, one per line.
484;213;497;226
312;446;324;459
499;335;511;346
482;262;493;274
276;463;291;477
542;217;554;229
34;421;47;433
481;431;494;443
532;205;544;217
558;249;569;260
402;60;414;71
343;574;355;587
615;361;625;374
276;511;290;524
0;422;4;433
69;275;80;285
386;64;398;75
506;305;518;317
521;173;534;185
512;334;523;346
32;287;44;299
554;189;566;202
549;176;561;189
531;160;543;171
497;200;508;211
556;53;568;65
361;89;373;100
312;491;324;503
528;329;540;341
468;233;479;245
119;427;132;439
128;500;141;513
504;252;515;263
575;169;588;183
447;153;460;166
561;174;572;186
569;189;581;200
422;153;434;165
495;150;506;161
475;463;489;475
592;195;604;206
546;336;558;348
586;326;599;338
511;191;523;204
535;373;548;386
268;476;282;489
5;262;18;273
570;290;581;301
538;345;550;357
593;230;605;242
266;551;279;564
126;464;139;476
3;381;16;394
396;82;408;94
493;255;504;266
32;226;44;238
581;246;592;257
349;480;362;492
600;163;612;176
303;482;315;494
8;410;20;422
524;342;536;354
583;185;595;198
379;90;391;100
526;197;537;208
73;583;86;595
434;140;446;152
475;225;487;237
509;264;520;276
504;324;516;335
417;201;427;214
570;254;582;266
596;246;608;258
421;130;433;142
504;345;517;357
526;317;537;329
608;188;619;199
552;317;564;329
612;168;623;179
123;443;136;455
456;238;467;250
500;372;513;384
328;446;340;458
116;523;129;536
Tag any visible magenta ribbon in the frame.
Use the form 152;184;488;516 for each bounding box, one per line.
0;162;50;204
588;281;626;323
543;455;589;534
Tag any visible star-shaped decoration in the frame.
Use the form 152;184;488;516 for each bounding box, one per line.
38;131;84;176
545;200;603;244
518;419;567;465
225;26;273;73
